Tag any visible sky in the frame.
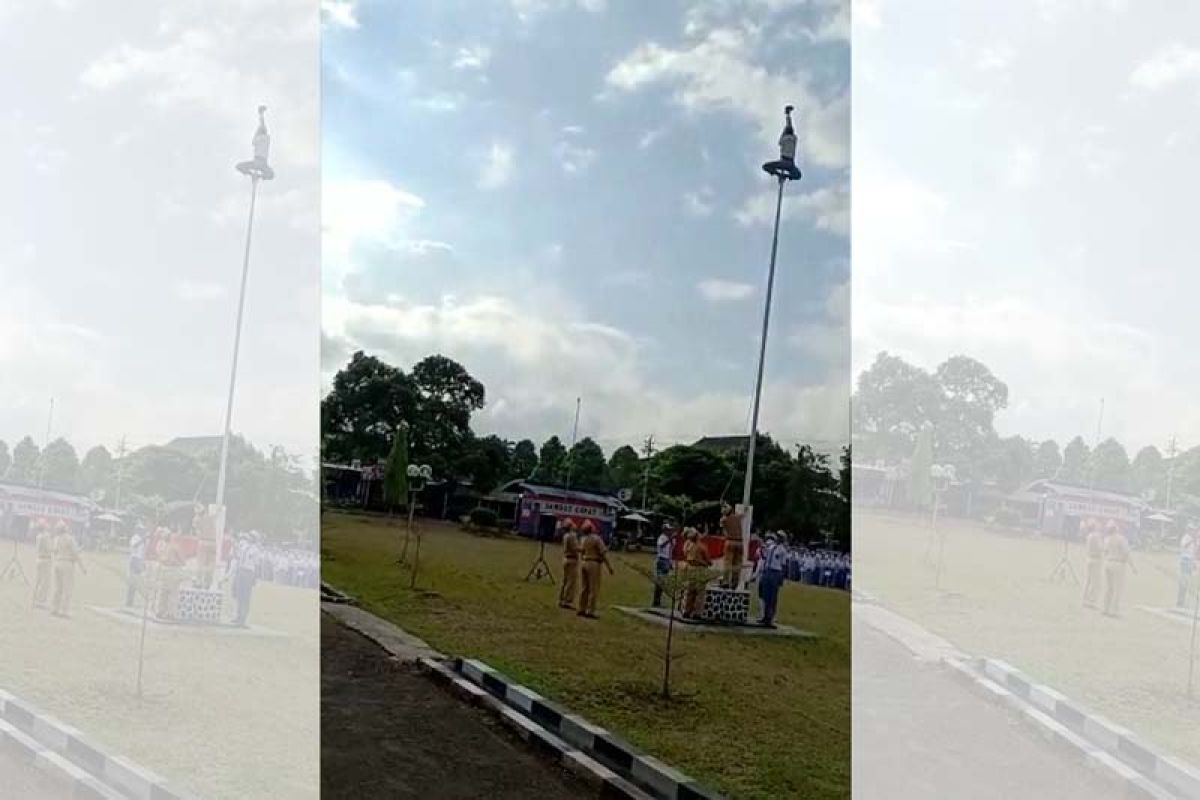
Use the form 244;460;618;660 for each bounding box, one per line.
321;0;851;460
0;1;320;463
854;0;1200;458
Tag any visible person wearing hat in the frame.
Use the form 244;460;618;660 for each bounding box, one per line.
1081;517;1104;609
681;527;712;618
719;502;745;589
50;521;86;617
577;521;613;619
754;532;788;627
227;531;262;626
1101;520;1135;617
30;519;53;609
651;524;675;608
558;519;581;609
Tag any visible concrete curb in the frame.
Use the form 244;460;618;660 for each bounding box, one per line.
417;657;653;800
453;657;724;800
0;690;185;800
977;658;1200;800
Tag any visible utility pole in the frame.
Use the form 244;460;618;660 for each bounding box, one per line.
1166;435;1179;510
641;434;656;510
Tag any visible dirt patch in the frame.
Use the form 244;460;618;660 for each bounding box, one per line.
320;614;585;800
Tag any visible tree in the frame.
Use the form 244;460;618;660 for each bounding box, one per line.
907;427;933;509
0;440;10;478
382;427;410;513
653;445;730;503
608;445;642;493
462;434;512;494
511;439;538;480
934;355;1008;476
534;436;567;484
853;352;943;461
124;446;207;506
1060;437;1091;484
1034;440;1062;479
9;437;40;484
40;438;81;492
564;437;609;490
987;435;1035;493
1131;445;1165;498
80;445;114;499
1089;438;1131;492
321;351;416;465
781;445;838;541
408;354;486;479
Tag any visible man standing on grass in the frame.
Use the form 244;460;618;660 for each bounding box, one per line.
30;519;53;609
1179;526;1196;608
755;533;788;628
558;520;580;610
125;526;146;607
577;521;613;619
50;521;86;618
651;524;674;608
681;528;711;618
1081;518;1104;609
1101;521;1134;618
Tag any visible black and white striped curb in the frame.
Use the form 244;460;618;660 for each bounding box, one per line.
942;658;1194;799
975;658;1200;800
0;688;187;800
418;657;654;800
452;657;724;800
319;582;356;605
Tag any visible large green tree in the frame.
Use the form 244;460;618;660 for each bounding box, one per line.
1034;440;1062;479
0;440;10;478
853;352;943;461
1060;436;1091;484
934;355;1008;476
80;445;114;499
1130;445;1165;498
511;439;538;480
40;438;80;492
321;351;416;465
9;437;40;484
462;434;513;493
564;437;609;490
534;436;567;484
1089;438;1131;492
607;445;642;494
382;426;410;512
407;354;486;479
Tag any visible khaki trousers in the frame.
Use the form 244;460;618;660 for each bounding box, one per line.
560;559;579;606
579;561;602;615
1103;562;1126;616
723;541;743;588
33;560;52;606
1082;558;1103;607
51;564;75;615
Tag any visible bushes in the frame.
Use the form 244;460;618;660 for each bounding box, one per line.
468;506;499;529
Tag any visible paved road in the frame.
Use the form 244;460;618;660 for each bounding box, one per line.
0;751;68;800
853;619;1123;799
321;615;584;800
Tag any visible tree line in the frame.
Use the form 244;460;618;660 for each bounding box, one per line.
854;351;1200;507
0;434;315;542
322;351;851;547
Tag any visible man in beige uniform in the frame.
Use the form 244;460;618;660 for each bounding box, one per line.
720;503;744;589
50;522;86;617
577;521;613;619
558;520;580;609
682;528;712;618
1101;520;1134;617
31;520;53;609
1081;518;1105;608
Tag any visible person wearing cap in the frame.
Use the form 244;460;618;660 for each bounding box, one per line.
577;521;613;619
1081;518;1104;609
558;519;580;609
155;531;186;620
651;524;675;608
30;519;53;609
50;521;86;617
125;526;147;607
755;532;789;627
227;531;262;626
719;502;744;589
1101;520;1135;617
681;527;711;618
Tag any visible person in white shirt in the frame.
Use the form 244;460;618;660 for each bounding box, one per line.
755;533;789;627
1179;527;1196;608
652;526;675;608
125;529;146;607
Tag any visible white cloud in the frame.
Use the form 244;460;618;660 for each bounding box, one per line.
976;43;1016;71
697;279;755;302
606;25;850;169
413;92;465;112
554;135;596;175
1130;43;1200;90
510;0;606;24
174;280;225;301
637;128;665;149
735;183;849;236
683;187;715;217
323;177;425;266
321;0;359;30
479;141;515;189
452;44;491;71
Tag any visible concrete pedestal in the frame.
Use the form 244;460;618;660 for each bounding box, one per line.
701;587;750;624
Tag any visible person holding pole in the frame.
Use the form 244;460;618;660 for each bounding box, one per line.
577;521;613;619
558;520;580;610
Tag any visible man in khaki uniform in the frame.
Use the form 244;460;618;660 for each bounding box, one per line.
577;521;613;619
558;520;580;609
1081;518;1105;608
1102;520;1135;617
156;531;186;620
50;521;86;617
720;503;744;589
31;519;53;609
682;528;711;618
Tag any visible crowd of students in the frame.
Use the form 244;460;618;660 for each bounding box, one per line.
784;546;851;591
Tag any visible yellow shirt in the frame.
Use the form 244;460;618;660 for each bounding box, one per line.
1103;533;1130;564
580;533;608;562
561;531;580;560
35;532;53;561
1085;532;1104;560
684;540;710;567
52;533;79;564
721;512;743;542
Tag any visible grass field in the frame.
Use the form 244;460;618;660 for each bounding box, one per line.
321;511;851;800
0;542;319;800
855;510;1200;768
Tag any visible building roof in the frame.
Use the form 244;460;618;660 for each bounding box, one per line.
0;481;95;507
514;481;625;508
1020;479;1146;507
165;436;223;457
692;435;749;453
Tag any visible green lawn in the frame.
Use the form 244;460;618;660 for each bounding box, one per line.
0;543;319;800
855;510;1200;768
322;511;850;800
